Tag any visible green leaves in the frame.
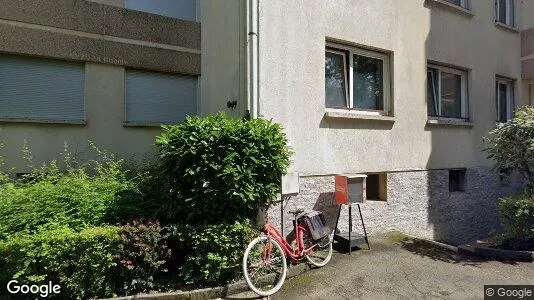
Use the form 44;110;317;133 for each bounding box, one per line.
483;106;534;195
155;113;292;225
497;196;534;248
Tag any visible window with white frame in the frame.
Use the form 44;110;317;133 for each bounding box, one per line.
0;54;85;123
495;0;514;26
443;0;468;9
495;78;514;122
325;43;391;114
427;64;468;120
125;0;197;21
124;69;198;125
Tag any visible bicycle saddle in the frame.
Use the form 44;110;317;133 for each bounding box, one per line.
288;208;304;215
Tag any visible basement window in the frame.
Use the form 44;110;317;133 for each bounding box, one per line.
449;169;466;192
366;173;388;201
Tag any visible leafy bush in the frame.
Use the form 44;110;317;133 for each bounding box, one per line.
0;226;121;299
0;222;175;299
0;149;138;240
155;113;292;224
180;220;256;285
483;106;534;195
498;196;534;247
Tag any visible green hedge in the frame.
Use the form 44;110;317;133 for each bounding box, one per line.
498;196;534;248
0;222;174;299
155;113;292;224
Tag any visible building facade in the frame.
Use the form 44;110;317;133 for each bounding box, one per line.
0;0;533;244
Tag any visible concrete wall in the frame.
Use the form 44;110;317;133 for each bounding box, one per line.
199;0;247;118
0;0;202;171
268;168;522;246
258;0;522;175
0;63;159;172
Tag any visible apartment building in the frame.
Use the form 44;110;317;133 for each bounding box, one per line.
0;0;533;244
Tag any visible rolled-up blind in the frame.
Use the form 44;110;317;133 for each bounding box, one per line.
0;54;85;122
125;0;197;21
125;69;197;124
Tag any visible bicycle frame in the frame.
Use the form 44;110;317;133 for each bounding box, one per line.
263;218;316;262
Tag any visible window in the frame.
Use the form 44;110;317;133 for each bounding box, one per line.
427;64;468;120
125;0;197;21
125;69;198;125
0;54;85;123
443;0;468;8
495;78;514;122
449;169;466;192
495;0;514;26
325;43;391;114
365;173;388;201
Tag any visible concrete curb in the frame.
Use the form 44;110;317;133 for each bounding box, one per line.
103;262;311;300
458;243;534;262
402;233;459;253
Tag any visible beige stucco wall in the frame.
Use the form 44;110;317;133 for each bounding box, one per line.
199;0;247;118
258;0;522;175
0;63;159;172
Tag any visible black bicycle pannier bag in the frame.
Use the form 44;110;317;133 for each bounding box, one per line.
303;211;330;240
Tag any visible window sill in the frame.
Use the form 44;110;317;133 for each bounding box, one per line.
324;108;395;122
0;118;86;125
426;118;474;127
123;122;166;127
495;22;520;33
428;0;474;17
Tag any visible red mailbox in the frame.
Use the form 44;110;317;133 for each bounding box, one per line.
334;175;349;205
334;174;366;204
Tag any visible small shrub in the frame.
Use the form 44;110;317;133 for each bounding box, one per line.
155;113;292;225
498;196;534;246
0;226;121;299
483;106;534;195
0;150;137;240
180;220;256;285
0;222;177;299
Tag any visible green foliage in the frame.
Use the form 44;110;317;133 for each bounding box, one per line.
180;220;256;285
0;222;175;299
0;157;136;240
498;196;534;246
0;226;121;299
155;113;292;224
483;106;534;194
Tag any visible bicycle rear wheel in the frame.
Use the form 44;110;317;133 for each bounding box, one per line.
243;236;287;296
303;231;333;267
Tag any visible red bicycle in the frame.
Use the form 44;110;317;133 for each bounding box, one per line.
242;208;333;296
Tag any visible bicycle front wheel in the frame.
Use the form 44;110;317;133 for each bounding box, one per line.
303;231;333;267
243;236;287;297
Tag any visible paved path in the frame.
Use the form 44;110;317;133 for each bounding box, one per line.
227;233;534;300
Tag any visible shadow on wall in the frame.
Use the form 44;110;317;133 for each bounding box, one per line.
423;2;523;245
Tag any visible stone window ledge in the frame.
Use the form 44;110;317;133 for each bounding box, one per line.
324;108;395;122
495;22;520;34
0;118;86;125
428;0;474;17
426;117;474;127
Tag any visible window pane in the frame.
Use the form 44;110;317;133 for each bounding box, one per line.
0;54;84;122
440;72;462;118
443;0;463;7
325;51;348;108
353;54;383;110
498;83;508;122
125;69;198;124
427;69;438;116
498;0;507;23
125;0;197;21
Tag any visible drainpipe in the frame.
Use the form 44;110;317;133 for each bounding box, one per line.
247;0;259;118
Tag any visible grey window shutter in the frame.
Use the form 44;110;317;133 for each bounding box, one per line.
125;69;198;124
125;0;197;21
0;54;85;122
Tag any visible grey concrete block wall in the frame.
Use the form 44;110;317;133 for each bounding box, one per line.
267;168;523;246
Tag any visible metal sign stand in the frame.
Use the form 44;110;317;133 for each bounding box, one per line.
333;203;370;254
